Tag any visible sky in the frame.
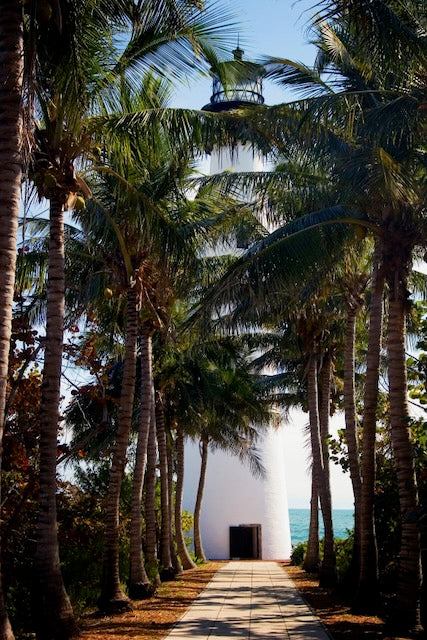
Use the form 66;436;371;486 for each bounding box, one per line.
171;0;318;109
173;0;355;511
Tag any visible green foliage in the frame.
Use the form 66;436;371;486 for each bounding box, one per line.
182;510;194;552
57;479;130;615
334;534;354;583
291;541;307;566
181;510;194;534
291;534;353;584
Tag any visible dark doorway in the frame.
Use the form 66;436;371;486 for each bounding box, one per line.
229;524;262;559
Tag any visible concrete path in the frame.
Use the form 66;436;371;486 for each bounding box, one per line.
165;561;331;640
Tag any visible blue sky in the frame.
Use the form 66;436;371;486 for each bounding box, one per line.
171;0;318;109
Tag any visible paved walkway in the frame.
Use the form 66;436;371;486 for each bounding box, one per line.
165;561;331;639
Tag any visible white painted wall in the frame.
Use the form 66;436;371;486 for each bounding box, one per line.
183;426;292;560
209;145;264;174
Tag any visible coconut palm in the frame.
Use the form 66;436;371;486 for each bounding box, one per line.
262;5;425;624
128;325;154;597
161;333;269;562
198;1;425;620
0;4;24;637
24;0;243;622
73;86;262;601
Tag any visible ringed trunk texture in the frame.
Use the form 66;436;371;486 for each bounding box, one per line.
99;287;139;613
317;355;336;586
355;244;383;611
33;198;77;639
307;355;336;587
0;3;23;638
303;468;319;572
167;441;182;574
319;355;332;489
156;395;174;579
387;271;422;632
193;438;208;562
128;328;152;599
174;425;196;570
343;306;362;584
144;400;160;585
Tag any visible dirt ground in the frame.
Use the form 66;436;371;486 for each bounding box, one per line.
80;563;222;640
286;565;415;640
80;562;415;640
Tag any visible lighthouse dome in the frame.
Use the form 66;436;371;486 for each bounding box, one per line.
202;46;265;112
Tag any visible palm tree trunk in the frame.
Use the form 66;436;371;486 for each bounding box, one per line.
0;4;24;637
167;440;182;574
193;438;208;562
317;354;336;586
343;306;362;584
144;400;160;585
307;354;336;586
355;243;383;611
319;355;331;488
303;467;319;572
33;197;77;639
387;267;422;632
99;286;138;613
156;392;174;579
128;327;152;599
174;424;196;570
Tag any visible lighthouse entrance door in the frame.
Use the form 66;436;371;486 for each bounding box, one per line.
229;524;262;559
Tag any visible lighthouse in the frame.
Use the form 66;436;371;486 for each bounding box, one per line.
183;47;292;561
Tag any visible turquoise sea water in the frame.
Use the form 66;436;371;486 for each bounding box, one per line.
289;508;354;546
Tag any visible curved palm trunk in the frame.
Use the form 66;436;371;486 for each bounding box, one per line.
343;306;362;584
167;440;182;574
0;4;23;638
318;355;336;586
193;438;208;562
319;355;331;488
99;287;138;613
156;393;174;579
144;400;160;585
307;354;336;587
355;244;383;611
128;327;152;599
174;424;196;570
303;467;319;572
387;267;422;632
34;198;77;639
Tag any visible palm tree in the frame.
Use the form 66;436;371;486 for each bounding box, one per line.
264;4;425;624
201;2;424;621
0;4;24;637
128;325;154;598
26;0;241;620
165;334;269;562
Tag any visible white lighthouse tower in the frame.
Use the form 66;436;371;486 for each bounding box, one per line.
183;47;292;561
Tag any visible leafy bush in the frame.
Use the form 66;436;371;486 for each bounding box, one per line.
291;541;307;566
291;533;354;584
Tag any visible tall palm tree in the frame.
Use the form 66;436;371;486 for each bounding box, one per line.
0;4;24;637
128;325;154;598
263;4;425;625
162;333;269;562
27;0;240;621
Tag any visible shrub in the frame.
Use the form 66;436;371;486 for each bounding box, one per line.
291;541;307;566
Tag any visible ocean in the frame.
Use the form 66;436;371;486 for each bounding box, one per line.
289;508;354;546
